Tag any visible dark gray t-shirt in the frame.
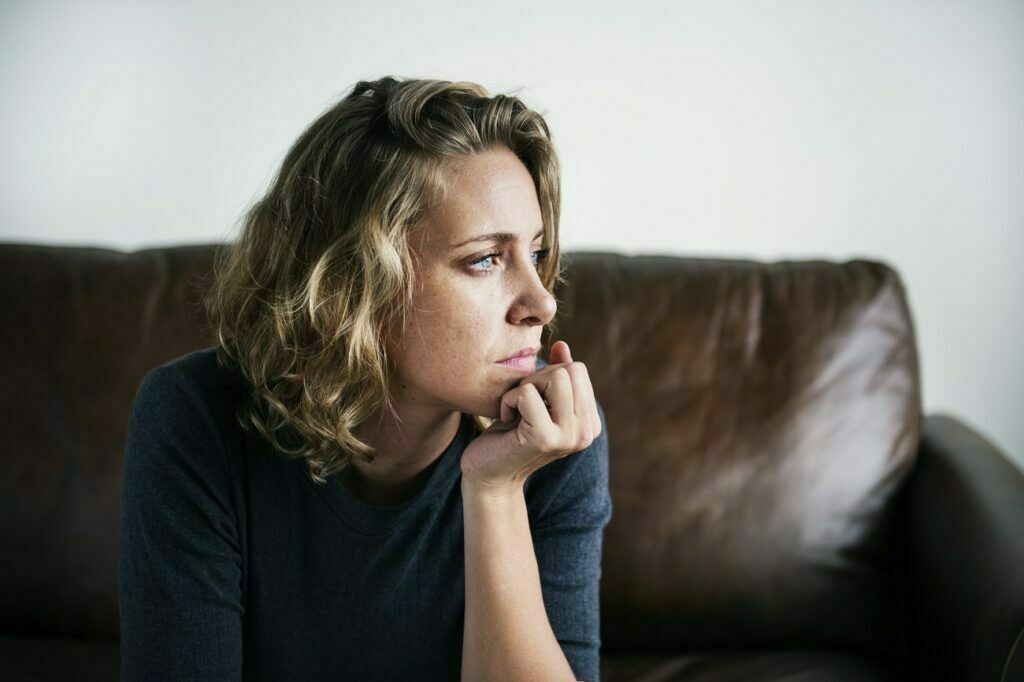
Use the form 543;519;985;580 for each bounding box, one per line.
118;347;611;681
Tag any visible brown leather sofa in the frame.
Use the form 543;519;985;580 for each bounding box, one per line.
1;242;1021;681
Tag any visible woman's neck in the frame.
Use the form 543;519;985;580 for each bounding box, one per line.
345;408;462;506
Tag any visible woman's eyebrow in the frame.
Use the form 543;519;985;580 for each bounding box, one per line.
450;228;544;249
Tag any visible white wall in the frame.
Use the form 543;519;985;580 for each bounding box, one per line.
2;0;1021;470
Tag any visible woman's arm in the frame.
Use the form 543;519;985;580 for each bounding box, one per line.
119;366;245;681
461;400;610;682
460;477;579;682
459;342;608;681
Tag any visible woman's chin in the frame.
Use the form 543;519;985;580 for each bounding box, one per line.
461;396;503;421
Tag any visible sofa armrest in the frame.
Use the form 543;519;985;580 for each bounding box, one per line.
907;414;1024;682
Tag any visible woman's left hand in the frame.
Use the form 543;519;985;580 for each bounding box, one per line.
460;340;601;494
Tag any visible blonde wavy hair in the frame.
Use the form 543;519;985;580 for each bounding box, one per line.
201;76;567;485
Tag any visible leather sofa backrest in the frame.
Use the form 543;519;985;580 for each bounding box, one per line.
557;252;920;663
0;244;920;665
1;244;217;639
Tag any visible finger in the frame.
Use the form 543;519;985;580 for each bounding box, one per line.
500;385;524;423
570;363;601;437
544;366;575;426
565;363;592;426
557;363;596;450
533;357;588;423
502;381;556;425
513;383;555;433
515;366;558;403
548;340;571;365
517;363;569;411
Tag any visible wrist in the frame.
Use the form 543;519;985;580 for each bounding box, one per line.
460;474;525;502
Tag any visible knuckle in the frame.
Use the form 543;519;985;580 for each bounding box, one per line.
569;425;586;450
541;430;562;453
577;420;596;448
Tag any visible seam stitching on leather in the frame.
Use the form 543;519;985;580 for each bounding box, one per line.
1001;621;1024;682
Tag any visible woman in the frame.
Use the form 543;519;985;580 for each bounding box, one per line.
118;76;611;682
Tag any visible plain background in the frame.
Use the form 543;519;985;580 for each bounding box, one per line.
2;0;1021;470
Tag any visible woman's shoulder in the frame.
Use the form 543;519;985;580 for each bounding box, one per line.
139;345;248;403
130;346;250;449
123;347;256;521
146;345;248;390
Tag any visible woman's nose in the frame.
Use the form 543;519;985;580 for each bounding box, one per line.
508;257;557;325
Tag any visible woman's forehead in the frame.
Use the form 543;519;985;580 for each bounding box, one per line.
424;201;542;253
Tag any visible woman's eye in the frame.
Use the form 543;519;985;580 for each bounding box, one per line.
468;249;549;273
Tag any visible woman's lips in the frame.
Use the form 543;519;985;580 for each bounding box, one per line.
496;354;537;373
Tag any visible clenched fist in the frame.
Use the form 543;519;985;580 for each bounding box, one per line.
460;340;602;493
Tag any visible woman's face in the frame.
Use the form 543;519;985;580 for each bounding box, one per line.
386;146;557;420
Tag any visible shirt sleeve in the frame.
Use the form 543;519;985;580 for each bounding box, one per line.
118;365;244;681
527;400;613;682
